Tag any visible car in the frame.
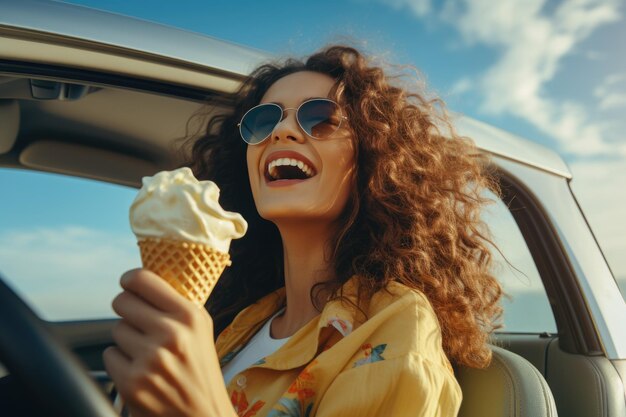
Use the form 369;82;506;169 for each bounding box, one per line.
1;1;624;416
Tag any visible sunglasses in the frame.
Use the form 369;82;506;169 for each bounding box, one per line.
238;98;348;145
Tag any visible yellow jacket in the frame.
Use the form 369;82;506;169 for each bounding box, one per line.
216;276;462;417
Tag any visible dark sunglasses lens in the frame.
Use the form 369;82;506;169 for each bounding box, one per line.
299;100;342;138
240;104;282;144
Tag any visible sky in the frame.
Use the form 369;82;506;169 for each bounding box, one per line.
0;0;624;323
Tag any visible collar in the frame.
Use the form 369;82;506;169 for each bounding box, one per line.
216;275;367;370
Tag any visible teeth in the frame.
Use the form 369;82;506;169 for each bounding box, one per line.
267;157;315;180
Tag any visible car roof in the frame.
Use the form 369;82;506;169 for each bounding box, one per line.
0;0;269;80
0;0;572;179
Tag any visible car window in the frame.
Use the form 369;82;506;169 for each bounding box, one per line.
0;168;557;332
483;190;557;334
0;168;139;321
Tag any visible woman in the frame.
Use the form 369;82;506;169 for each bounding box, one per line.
104;45;503;417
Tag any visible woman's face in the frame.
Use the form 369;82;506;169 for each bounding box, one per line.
246;71;356;226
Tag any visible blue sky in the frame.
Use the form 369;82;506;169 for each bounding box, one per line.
1;0;624;321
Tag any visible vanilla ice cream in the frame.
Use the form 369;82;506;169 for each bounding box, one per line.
130;167;247;253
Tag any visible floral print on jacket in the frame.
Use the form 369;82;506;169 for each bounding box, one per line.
216;275;462;417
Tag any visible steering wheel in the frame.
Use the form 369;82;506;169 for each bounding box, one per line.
0;274;118;417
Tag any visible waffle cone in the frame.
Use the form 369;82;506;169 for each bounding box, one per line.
137;238;231;307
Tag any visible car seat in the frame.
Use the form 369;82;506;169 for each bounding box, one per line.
456;345;558;417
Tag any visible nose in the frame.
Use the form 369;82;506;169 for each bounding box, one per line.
271;107;305;143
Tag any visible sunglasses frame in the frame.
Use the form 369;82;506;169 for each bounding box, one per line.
238;98;348;145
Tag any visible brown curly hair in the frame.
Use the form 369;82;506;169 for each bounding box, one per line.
183;45;503;369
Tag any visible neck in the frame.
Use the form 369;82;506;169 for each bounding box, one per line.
271;219;336;338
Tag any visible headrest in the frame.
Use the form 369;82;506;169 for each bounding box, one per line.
456;345;558;417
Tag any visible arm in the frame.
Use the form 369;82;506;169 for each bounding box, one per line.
315;353;461;417
103;269;237;417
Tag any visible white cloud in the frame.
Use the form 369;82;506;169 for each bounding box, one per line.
0;226;140;320
598;94;626;110
383;0;432;16
594;73;626;110
451;0;621;156
449;77;473;95
585;50;605;60
380;0;623;157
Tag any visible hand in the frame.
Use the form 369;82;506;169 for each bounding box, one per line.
103;269;236;417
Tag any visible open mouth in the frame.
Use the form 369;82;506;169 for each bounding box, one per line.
266;157;317;182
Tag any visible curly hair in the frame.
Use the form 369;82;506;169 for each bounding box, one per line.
183;45;503;369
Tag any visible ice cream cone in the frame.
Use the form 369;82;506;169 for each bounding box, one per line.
137;237;232;307
130;168;246;306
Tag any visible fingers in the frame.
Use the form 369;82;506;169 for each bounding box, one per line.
112;290;162;333
104;342;188;401
103;346;132;395
120;269;191;314
111;320;149;360
108;318;187;382
103;346;177;416
105;269;220;417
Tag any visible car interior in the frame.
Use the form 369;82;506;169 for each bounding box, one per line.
1;67;625;417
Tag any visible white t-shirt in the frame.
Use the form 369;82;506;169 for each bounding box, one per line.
221;306;289;386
